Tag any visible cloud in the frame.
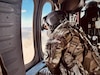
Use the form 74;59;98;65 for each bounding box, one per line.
22;9;27;13
21;18;33;27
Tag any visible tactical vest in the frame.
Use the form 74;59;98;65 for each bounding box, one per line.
53;21;100;74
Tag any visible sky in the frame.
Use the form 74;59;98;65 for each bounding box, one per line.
21;0;51;27
21;0;33;27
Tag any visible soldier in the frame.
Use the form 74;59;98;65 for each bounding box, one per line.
42;11;88;75
41;0;100;75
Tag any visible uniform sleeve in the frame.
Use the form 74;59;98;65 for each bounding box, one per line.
44;39;62;68
44;36;67;69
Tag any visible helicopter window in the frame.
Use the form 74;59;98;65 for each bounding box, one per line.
41;2;52;53
42;2;52;17
21;0;34;65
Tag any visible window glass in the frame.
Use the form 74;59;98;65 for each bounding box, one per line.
41;2;52;53
21;0;34;65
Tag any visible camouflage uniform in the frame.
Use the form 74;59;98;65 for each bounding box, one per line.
44;21;99;75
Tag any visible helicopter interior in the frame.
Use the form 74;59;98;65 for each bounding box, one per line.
0;0;100;75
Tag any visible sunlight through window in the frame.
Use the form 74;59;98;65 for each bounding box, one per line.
21;0;34;65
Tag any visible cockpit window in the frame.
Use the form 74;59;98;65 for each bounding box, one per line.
41;2;52;53
21;0;34;65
